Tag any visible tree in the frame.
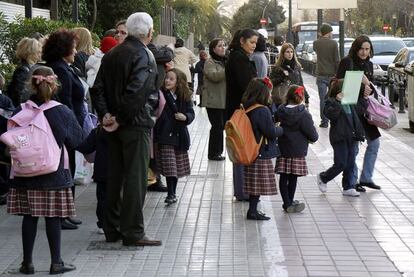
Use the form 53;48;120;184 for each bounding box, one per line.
230;0;285;35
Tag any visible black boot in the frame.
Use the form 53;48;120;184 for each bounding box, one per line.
19;262;34;274
49;262;76;275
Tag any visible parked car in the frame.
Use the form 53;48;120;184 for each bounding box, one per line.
296;43;304;57
387;47;414;104
301;41;317;63
369;36;406;81
402;37;414;47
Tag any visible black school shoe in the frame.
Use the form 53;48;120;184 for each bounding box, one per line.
208;155;225;161
360;182;381;190
246;211;270;220
49;262;76;275
67;217;82;225
355;184;366;192
61;219;78;230
147;179;168;192
19;262;34;274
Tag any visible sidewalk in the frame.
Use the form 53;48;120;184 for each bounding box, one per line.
0;73;414;276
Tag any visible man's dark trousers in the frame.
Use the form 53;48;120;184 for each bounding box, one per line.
104;126;150;242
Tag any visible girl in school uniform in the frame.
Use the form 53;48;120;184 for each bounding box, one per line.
154;68;195;205
241;77;283;220
275;85;318;213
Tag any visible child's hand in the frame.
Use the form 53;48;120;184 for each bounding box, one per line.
363;85;372;98
336;92;344;101
175;112;187;121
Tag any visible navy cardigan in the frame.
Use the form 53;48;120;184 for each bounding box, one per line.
276;104;318;157
247;106;283;159
154;90;195;151
46;59;86;126
9;98;83;190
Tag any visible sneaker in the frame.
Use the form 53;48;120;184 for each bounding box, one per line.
342;188;360;197
285;205;296;213
97;228;105;234
317;174;327;193
294;202;306;212
360;181;381;190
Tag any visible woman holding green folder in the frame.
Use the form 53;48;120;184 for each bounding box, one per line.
335;35;381;193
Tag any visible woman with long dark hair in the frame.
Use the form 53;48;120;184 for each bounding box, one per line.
335;35;381;193
203;38;227;161
225;29;258;201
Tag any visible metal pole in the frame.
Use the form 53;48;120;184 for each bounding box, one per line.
72;0;79;23
25;0;33;18
286;0;293;43
398;82;406;113
317;9;323;37
339;9;345;58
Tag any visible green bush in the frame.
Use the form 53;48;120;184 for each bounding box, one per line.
0;63;16;89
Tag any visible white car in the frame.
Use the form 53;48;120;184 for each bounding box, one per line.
369;36;406;81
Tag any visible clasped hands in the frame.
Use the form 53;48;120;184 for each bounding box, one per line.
102;113;119;132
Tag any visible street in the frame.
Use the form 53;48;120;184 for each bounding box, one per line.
0;72;414;277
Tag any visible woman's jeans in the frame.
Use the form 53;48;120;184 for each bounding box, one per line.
320;138;358;190
316;76;330;125
353;137;380;184
206;108;225;157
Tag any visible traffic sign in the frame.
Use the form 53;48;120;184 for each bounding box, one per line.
383;24;390;31
260;18;268;25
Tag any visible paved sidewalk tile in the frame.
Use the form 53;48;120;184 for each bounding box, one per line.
1;73;413;276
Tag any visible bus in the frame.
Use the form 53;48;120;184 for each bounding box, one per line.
292;21;339;46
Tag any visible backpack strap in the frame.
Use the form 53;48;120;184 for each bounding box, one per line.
244;103;265;113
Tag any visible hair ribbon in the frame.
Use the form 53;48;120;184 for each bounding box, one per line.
294;86;305;98
32;74;58;85
262;76;273;89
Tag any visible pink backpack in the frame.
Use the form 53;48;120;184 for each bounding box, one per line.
366;93;397;130
0;100;68;178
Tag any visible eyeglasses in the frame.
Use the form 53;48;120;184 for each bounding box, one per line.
115;30;127;35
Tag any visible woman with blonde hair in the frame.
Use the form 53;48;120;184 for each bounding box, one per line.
72;27;95;78
270;43;309;107
6;37;43;106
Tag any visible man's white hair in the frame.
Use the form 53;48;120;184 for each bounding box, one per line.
126;12;153;39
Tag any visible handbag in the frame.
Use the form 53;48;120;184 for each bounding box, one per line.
365;91;397;129
271;80;290;106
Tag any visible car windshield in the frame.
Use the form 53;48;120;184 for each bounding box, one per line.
372;39;405;55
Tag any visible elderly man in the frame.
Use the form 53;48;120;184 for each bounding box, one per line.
92;12;161;246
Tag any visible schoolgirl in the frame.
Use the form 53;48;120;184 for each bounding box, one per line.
241;77;283;220
154;68;195;205
317;79;366;196
6;66;83;274
275;85;318;212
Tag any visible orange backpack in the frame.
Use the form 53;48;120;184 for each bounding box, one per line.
225;104;263;165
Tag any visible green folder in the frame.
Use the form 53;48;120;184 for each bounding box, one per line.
341;71;364;105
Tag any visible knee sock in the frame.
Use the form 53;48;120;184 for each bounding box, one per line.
22;215;39;264
248;195;260;214
288;174;298;204
166;177;177;197
279;173;290;209
172;178;178;195
45;217;62;264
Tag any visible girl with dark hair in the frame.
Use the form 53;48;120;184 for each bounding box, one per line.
316;79;367;197
154;68;195;205
203;38;227;161
7;66;82;275
270;43;309;107
335;35;381;193
226;28;259;201
275;85;318;213
241;78;283;220
43;29;85;229
250;34;268;77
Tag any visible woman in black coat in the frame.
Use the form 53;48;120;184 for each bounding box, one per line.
225;29;259;201
336;35;381;193
43;29;86;229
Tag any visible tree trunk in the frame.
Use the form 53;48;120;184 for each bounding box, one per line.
91;0;97;31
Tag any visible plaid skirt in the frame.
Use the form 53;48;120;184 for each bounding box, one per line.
244;158;277;196
157;144;191;178
275;157;308;176
7;188;76;217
